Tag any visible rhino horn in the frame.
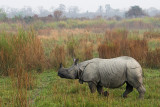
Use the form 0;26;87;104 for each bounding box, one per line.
59;63;63;68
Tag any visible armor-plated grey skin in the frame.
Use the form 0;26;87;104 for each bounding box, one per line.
58;56;146;99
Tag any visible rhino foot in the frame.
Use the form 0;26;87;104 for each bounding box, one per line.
104;91;109;97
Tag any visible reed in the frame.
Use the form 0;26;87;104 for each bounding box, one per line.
0;29;46;76
49;45;66;69
97;29;158;68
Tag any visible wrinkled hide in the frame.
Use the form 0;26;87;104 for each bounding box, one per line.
78;57;142;88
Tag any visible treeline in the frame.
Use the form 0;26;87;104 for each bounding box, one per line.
0;5;160;22
0;18;160;32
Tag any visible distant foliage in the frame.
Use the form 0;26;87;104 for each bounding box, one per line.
54;10;63;21
24;16;34;23
125;6;147;18
0;8;7;21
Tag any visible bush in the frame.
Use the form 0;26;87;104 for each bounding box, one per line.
98;29;152;67
0;29;46;76
49;45;66;69
146;49;160;68
58;21;67;28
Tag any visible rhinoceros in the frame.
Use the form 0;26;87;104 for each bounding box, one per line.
58;56;146;99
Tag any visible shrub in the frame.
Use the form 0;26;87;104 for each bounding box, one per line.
98;29;148;67
0;29;46;75
49;45;66;69
146;48;160;68
58;21;67;28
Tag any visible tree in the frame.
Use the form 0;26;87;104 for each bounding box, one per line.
54;10;63;21
38;6;50;17
58;4;66;13
125;6;146;18
96;6;104;18
105;4;111;17
20;6;34;17
13;14;23;22
68;6;79;14
0;8;7;21
97;6;103;14
24;16;34;23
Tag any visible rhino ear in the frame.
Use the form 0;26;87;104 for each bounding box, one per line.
60;63;63;68
74;58;79;65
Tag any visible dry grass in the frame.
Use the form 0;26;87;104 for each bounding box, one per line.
49;45;66;69
146;48;160;68
98;29;160;67
1;27;160;106
0;29;42;106
0;29;46;75
144;31;160;39
84;43;94;60
37;28;160;68
6;62;35;106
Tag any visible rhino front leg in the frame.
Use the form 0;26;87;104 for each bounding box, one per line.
88;82;97;93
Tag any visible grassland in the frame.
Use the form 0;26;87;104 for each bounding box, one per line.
1;17;160;32
0;17;160;106
0;68;160;107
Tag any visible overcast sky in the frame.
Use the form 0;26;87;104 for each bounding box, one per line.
0;0;160;12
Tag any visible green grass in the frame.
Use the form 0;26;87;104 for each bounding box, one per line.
148;40;160;50
1;17;160;31
0;68;160;106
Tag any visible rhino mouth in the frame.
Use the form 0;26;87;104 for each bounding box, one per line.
58;72;74;79
58;73;66;78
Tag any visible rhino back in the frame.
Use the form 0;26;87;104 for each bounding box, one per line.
98;57;128;88
79;56;142;88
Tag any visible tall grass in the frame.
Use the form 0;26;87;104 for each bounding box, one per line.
146;49;160;68
0;29;46;76
37;28;160;69
0;29;45;106
98;29;160;68
49;45;66;69
0;34;14;76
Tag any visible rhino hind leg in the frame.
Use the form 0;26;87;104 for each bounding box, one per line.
103;91;109;97
97;84;103;95
136;85;146;99
126;67;145;99
123;82;133;98
97;85;109;97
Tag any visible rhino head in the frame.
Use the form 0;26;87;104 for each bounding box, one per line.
58;59;79;79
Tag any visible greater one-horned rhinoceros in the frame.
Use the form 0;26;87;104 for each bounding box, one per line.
58;56;146;99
